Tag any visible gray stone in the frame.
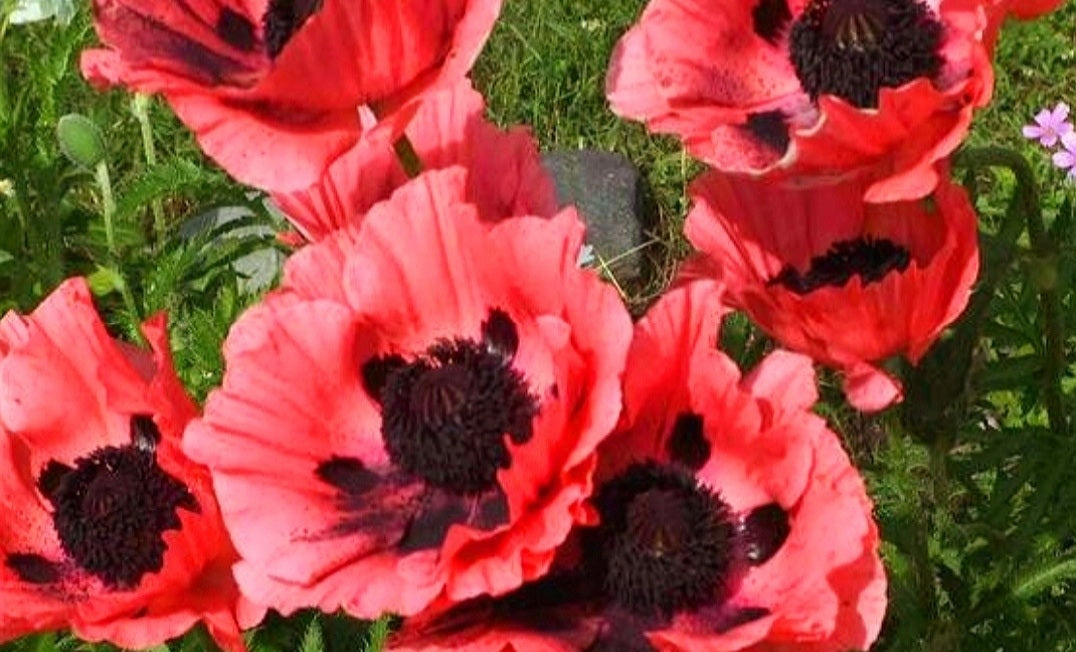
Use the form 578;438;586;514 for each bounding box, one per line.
179;203;285;295
542;149;654;282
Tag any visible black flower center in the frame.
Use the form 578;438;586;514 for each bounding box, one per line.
770;236;911;294
373;310;538;495
262;0;323;59
588;462;736;619
788;0;944;108
43;419;198;588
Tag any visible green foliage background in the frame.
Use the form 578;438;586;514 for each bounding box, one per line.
2;0;1076;650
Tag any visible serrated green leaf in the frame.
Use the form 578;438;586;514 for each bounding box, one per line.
363;617;392;652
298;617;324;652
114;160;213;223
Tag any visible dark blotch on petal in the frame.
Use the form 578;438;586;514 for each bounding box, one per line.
130;414;161;452
103;3;260;85
313;472;423;550
742;503;791;565
482;308;520;360
263;0;324;59
37;460;73;502
744;110;791;154
714;606;771;633
667;412;711;471
5;553;60;584
316;456;380;497
473;489;511;530
216;7;258;52
361;354;407;404
398;491;471;553
397;488;511;553
753;0;793;45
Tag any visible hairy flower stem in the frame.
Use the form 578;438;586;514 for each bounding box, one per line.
955;146;1066;434
131;94;167;246
93;159;143;342
94;160;118;256
369;100;423;177
902;150;1028;444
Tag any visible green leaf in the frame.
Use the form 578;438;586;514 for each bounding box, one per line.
114;160;211;223
363;616;392;652
298;617;324;652
86;265;125;296
976;554;1076;618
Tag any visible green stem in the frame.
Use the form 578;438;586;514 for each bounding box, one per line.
117;275;143;344
393;133;423;178
903;150;1028;443
970;553;1076;622
1040;291;1066;432
131;93;167;245
953;146;1066;433
94;159;117;257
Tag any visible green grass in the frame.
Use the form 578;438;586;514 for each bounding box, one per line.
2;0;1076;650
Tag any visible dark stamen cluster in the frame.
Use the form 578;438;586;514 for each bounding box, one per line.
770;236;911;294
788;0;943;108
46;438;198;588
262;0;324;59
587;462;736;618
377;315;538;495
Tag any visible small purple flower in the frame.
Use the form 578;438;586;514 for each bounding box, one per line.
1023;102;1073;147
1052;132;1076;180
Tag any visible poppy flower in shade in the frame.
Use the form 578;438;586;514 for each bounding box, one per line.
683;169;979;412
0;278;257;651
183;166;633;618
80;0;503;192
272;78;557;242
389;279;887;652
606;0;993;203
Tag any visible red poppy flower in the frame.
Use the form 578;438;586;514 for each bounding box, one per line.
606;0;993;203
389;279;887;651
683;169;979;412
80;0;502;192
183;167;633;618
272;78;557;242
0;279;257;651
